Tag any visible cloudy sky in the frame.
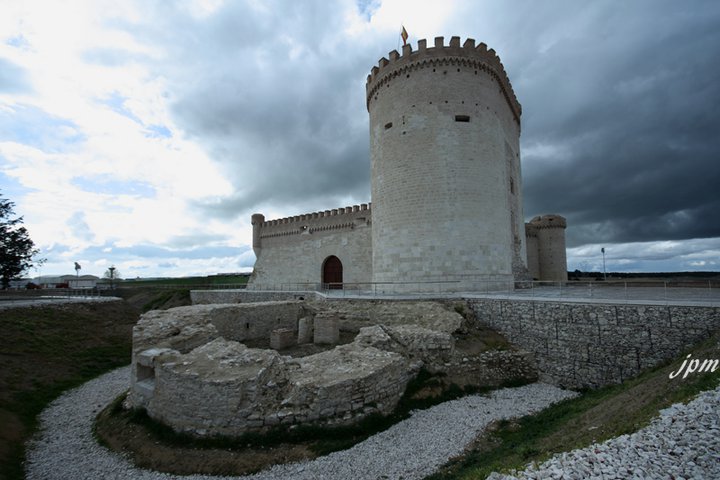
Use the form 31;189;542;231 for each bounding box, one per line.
1;0;719;279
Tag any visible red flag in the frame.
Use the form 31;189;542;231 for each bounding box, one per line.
401;26;408;46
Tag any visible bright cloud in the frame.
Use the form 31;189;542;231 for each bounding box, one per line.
1;0;719;279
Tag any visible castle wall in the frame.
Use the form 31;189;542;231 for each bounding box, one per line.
525;215;567;282
249;205;372;289
469;298;720;388
525;232;540;280
367;37;526;291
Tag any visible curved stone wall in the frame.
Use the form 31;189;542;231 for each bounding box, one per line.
525;214;567;281
367;36;526;291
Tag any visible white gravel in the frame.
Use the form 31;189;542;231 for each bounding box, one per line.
25;366;577;480
489;384;720;480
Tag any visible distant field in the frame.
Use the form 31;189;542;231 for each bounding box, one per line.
120;274;249;287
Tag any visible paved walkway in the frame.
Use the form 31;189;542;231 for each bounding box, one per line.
317;285;720;307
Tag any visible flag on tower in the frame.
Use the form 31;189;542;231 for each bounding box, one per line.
401;26;408;46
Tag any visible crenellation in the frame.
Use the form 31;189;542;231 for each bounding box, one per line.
250;35;563;290
365;37;522;123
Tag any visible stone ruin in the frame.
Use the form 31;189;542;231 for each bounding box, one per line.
129;300;536;437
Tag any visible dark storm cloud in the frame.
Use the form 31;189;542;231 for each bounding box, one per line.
119;0;381;220
498;1;720;247
114;1;719;252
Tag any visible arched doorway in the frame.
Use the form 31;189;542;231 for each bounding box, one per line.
322;255;343;289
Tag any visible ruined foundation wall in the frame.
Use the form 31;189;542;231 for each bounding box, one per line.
191;290;317;304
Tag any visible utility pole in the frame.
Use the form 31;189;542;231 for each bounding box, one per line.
601;248;607;281
109;265;116;289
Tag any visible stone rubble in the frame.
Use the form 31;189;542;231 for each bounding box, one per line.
25;366;576;480
488;383;720;480
128;300;537;437
25;367;720;480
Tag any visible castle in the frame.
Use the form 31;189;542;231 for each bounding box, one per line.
249;36;567;292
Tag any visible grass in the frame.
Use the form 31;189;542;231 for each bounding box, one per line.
140;288;191;312
121;275;249;287
427;333;720;479
0;292;177;480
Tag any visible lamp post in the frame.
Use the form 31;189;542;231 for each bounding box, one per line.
601;248;607;281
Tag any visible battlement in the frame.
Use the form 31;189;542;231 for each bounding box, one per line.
365;36;521;123
526;214;567;231
252;203;372;242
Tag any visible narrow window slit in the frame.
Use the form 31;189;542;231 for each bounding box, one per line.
455;115;470;122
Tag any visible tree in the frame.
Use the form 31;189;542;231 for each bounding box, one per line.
0;192;42;289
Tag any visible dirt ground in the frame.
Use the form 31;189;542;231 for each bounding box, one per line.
96;400;316;476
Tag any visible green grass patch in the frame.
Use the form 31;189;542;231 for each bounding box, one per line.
122;275;249;287
141;288;191;312
428;335;720;480
0;302;138;480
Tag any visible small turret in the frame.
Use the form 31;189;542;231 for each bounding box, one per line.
251;213;265;257
525;215;567;282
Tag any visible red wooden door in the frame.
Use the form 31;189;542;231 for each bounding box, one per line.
323;256;343;289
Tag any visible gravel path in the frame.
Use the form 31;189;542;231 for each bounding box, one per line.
489;384;720;480
25;366;577;480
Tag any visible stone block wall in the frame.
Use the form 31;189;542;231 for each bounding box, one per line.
190;290;315;305
438;350;538;387
469;299;720;388
368;37;525;291
314;315;340;344
298;317;314;344
207;301;304;343
270;328;296;350
249;210;372;289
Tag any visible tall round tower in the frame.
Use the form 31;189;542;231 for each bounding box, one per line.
366;36;527;291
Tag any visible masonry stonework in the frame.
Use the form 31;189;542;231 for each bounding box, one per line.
248;36;568;291
129;299;538;437
525;215;568;282
469;298;720;388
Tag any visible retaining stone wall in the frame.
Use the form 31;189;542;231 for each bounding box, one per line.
191;290;315;305
469;299;720;388
438;350;538;387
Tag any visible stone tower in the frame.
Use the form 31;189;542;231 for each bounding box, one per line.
525;215;568;282
366;36;527;291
